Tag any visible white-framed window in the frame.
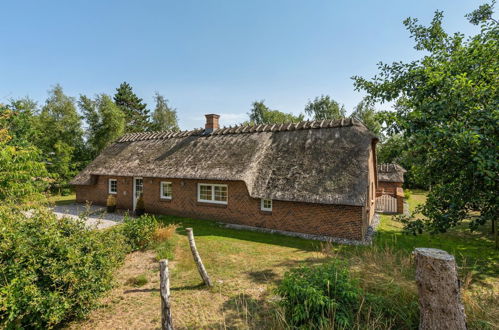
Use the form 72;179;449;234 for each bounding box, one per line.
197;183;228;204
261;198;272;211
160;181;172;199
108;179;117;194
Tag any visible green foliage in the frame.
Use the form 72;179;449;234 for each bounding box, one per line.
248;100;304;124
0;109;49;202
350;99;382;136
3;97;38;147
150;92;179;132
0;207;127;328
121;214;158;251
35;85;85;190
304;95;346;120
276;261;363;329
276;261;419;329
353;3;499;239
79;94;125;158
113;82;150;133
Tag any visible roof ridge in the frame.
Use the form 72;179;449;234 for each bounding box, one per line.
117;118;365;143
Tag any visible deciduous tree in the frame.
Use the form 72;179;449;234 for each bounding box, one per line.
79;94;125;158
353;3;499;246
304;95;345;120
150;92;179;131
248;100;303;124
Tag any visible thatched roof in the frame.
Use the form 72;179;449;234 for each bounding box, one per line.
71;118;377;206
377;163;406;183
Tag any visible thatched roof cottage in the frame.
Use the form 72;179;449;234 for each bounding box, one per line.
71;114;378;242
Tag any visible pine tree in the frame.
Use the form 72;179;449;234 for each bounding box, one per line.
113;82;150;132
150;92;179;131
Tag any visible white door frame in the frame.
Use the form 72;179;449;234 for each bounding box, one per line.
133;177;143;210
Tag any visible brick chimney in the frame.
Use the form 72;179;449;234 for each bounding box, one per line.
204;114;220;133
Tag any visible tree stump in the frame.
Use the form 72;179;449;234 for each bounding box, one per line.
186;228;212;287
159;259;174;330
414;248;466;330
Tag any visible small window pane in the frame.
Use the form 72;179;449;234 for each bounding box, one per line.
109;179;117;194
214;185;228;202
161;182;172;199
199;185;212;201
262;199;272;210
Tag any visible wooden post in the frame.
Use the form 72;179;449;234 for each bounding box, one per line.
159;259;174;330
186;228;212;287
414;248;466;330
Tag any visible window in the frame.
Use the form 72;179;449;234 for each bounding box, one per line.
261;199;272;211
160;181;172;199
197;183;228;204
108;179;117;194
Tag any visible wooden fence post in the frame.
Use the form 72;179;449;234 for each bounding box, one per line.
159;259;174;330
414;248;466;330
186;228;212;287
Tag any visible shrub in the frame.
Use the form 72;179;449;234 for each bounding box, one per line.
0;207;127;328
152;224;178;242
404;189;412;200
121;214;158;251
276;261;363;329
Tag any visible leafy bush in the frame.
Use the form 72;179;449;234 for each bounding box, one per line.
121;214;158;251
276;261;419;329
0;207;127;328
276;261;363;329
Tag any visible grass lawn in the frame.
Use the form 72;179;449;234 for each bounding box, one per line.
67;191;498;329
46;193;76;205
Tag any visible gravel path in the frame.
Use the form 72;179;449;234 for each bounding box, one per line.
52;203;125;229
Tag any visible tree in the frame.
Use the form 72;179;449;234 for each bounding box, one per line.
0;107;49;202
79;94;125;158
304;95;346;120
150;92;179;131
350;100;382;136
352;3;499;246
248;101;304;124
4;97;38;147
35;85;85;191
113;82;150;132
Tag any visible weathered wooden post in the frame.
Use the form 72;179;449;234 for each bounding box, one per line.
186;228;212;287
159;259;174;330
414;248;466;330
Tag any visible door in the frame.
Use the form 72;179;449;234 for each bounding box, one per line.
133;177;143;210
375;195;397;213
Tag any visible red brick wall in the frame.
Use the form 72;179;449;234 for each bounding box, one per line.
376;181;402;197
76;177;366;240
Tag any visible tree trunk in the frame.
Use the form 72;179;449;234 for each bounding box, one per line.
186;228;212;287
159;259;174;330
414;248;466;330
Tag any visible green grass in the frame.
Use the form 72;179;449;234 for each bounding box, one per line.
126;274;149;287
69;190;498;329
46;193;76;205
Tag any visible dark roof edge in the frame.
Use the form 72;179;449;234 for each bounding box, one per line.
117;118;377;143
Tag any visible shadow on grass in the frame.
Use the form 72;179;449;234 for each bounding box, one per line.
246;269;278;284
203;293;279;329
155;214;320;252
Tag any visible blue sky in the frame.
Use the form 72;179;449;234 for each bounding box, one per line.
0;0;483;129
